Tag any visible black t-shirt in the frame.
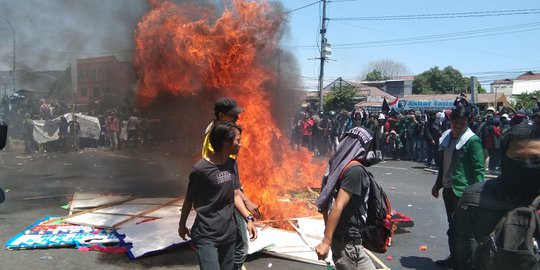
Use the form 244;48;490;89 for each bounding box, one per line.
334;165;370;239
186;158;240;245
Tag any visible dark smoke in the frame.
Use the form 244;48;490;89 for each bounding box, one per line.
0;0;306;197
0;0;148;71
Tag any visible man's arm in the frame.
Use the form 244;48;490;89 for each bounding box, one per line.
468;137;485;183
234;190;258;241
237;191;261;219
178;198;193;240
315;188;351;260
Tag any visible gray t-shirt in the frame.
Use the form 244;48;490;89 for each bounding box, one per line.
443;138;459;189
186;158;240;245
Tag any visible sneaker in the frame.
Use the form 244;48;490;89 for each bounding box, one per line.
435;256;454;269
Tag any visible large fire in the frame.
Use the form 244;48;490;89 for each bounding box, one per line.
134;0;325;222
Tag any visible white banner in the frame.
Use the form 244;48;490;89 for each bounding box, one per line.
33;113;101;144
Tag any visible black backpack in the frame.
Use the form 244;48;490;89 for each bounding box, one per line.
463;192;540;270
338;160;393;253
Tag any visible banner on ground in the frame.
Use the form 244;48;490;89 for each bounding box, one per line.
5;216;118;249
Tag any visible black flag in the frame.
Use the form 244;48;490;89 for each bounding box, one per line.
382;97;390;113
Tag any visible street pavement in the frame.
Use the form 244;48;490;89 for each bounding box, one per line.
1;142;452;270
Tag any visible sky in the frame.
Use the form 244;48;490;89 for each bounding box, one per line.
280;0;540;89
0;0;539;93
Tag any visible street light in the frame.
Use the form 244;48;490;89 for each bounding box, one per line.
1;18;15;94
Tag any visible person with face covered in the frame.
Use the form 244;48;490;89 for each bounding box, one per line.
431;106;485;269
452;123;540;270
314;127;383;270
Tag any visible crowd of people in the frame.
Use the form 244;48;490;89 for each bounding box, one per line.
3;93;540;270
0;95;165;154
291;96;540;176
310;100;540;270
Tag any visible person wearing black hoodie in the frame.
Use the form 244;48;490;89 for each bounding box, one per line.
314;127;383;270
452;123;540;270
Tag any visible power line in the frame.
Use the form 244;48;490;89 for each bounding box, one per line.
285;0;321;14
287;22;540;49
330;8;540;21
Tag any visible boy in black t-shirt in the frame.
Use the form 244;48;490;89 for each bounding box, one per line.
315;127;381;270
179;121;257;270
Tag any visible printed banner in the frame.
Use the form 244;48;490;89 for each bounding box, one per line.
5;216;119;250
397;100;455;111
32;113;101;144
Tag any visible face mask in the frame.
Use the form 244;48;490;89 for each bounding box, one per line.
362;150;383;167
501;155;540;198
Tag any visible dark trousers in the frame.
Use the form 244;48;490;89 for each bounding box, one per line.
443;188;460;259
426;143;439;167
487;148;501;171
195;241;235;270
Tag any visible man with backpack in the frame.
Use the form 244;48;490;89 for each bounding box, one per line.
452;123;540;270
314;127;389;270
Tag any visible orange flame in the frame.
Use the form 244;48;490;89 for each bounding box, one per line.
134;0;325;222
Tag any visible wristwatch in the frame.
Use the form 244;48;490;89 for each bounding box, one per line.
245;215;255;222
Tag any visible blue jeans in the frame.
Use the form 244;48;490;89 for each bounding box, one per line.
415;139;427;162
234;210;248;270
405;136;416;160
195;241;235;270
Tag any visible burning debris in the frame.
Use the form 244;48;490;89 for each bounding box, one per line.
133;0;325;222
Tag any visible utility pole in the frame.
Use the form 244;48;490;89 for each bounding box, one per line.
318;0;330;113
470;76;477;105
2;18;16;94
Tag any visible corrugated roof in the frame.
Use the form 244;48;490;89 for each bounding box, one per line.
490;78;513;85
515;71;540;81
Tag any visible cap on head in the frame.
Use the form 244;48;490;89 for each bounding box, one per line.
486;107;495;113
214;97;244;115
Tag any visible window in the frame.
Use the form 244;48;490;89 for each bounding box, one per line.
80;88;87;97
93;87;100;97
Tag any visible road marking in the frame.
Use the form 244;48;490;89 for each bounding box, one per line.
108;154;150;161
0;164;17;170
373;165;408;170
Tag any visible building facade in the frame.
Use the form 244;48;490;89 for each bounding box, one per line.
490;71;540;96
76;56;136;109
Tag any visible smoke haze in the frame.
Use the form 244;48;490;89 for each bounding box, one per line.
0;0;148;71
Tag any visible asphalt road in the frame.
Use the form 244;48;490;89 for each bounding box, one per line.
0;142;451;270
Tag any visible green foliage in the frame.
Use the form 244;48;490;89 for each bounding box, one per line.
516;90;540;110
364;69;390;81
323;85;358;113
477;83;487;94
413;66;471;94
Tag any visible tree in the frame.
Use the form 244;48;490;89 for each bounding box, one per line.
516;90;540;111
364;70;390;81
323;85;358;113
360;59;411;80
413;66;475;95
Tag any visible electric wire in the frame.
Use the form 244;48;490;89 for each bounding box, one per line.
331;8;540;21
